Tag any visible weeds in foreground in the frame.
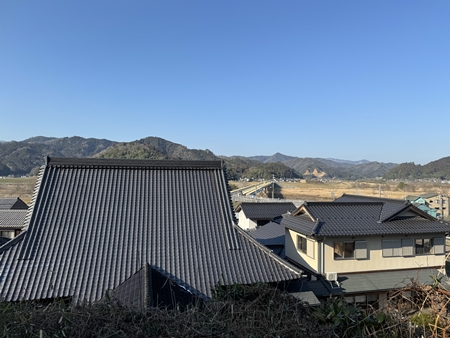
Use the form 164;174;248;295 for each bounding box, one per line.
2;281;450;337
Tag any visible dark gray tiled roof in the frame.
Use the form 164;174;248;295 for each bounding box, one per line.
0;158;301;303
0;198;28;210
0;210;27;229
282;200;450;237
0;237;9;246
248;221;285;246
236;202;296;220
334;194;405;204
334;194;412;221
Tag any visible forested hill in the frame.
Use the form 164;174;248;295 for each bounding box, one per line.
0;136;299;180
94;137;301;180
0;137;116;176
1;135;448;181
94;136;217;161
384;157;450;180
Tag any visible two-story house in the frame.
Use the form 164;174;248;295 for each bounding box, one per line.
407;193;449;218
281;194;450;306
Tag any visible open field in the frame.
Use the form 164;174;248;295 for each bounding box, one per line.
231;179;450;202
2;177;450;206
0;177;37;204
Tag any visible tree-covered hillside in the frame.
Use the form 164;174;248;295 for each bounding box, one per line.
97;137;301;180
221;156;301;180
95;136;217;161
3;135;448;181
0;137;116;176
384;157;450;180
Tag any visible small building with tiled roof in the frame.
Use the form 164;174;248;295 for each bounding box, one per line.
0;210;27;239
0;197;28;210
280;194;450;305
235;202;297;230
0;157;302;308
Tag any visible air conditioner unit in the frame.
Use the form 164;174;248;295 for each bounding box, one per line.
325;272;338;282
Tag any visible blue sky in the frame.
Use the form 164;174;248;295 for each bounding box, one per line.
1;1;449;164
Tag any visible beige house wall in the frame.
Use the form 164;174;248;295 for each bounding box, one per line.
236;211;257;230
285;231;446;275
285;229;319;273
324;234;446;274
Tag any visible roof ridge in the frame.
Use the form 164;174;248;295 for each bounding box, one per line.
45;157;223;169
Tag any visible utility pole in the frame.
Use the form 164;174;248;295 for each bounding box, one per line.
272;174;275;199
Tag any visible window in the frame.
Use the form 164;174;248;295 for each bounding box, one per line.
354;241;368;259
402;238;414;257
334;242;354;259
334;241;367;260
415;239;432;255
414;238;445;255
0;230;15;239
382;240;402;257
297;236;307;253
382;238;416;257
383;238;445;256
297;235;315;258
433;237;445;254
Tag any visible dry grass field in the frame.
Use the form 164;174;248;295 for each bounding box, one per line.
0;177;37;205
2;176;450;206
231;179;450;202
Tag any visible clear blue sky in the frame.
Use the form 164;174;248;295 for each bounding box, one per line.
1;1;449;164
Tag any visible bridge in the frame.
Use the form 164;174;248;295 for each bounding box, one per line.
231;181;304;206
230;181;274;196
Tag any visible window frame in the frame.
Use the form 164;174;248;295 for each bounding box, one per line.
334;241;355;260
297;235;307;254
415;238;432;255
382;239;402;257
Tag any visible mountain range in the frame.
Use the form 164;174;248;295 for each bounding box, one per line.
0;136;449;181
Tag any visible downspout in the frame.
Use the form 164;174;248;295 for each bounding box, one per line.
319;239;325;275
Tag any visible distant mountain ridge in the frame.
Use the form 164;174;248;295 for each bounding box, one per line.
0;135;448;180
0;137;117;176
245;153;397;179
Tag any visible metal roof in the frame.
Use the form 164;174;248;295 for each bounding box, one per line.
235;202;297;220
282;199;450;237
0;157;302;304
0;210;27;229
